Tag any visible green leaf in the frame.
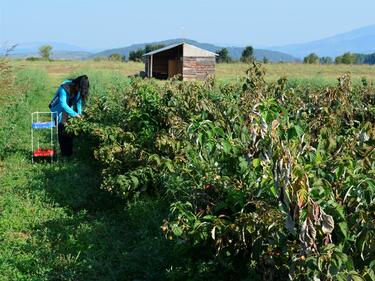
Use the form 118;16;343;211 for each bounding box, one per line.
270;183;277;198
214;127;225;138
130;175;139;188
338;222;348;239
222;140;232;154
203;215;216;221
172;225;183;236
165;161;175;172
252;158;260;168
287;125;304;140
294;125;304;138
238;157;248;172
316;151;322;165
348;272;365;281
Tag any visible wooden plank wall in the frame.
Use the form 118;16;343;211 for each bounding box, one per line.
145;57;150;77
182;57;216;80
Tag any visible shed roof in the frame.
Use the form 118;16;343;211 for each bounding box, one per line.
144;43;218;57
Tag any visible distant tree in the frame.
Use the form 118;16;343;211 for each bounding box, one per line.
303;53;319;64
25;57;41;61
320;56;333;64
144;44;165;54
129;49;145;62
241;46;254;63
355;53;366;64
216;48;232;63
335;52;356;64
263;56;269;64
341;52;375;65
39;44;53;60
363;53;375;65
335;55;343;64
93;57;106;62
341;52;356;64
108;53;125;62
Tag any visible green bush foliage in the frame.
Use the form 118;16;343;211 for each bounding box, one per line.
304;53;320;64
216;48;232;63
108;53;126;62
68;63;375;280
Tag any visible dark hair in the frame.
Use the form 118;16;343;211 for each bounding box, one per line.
72;75;90;106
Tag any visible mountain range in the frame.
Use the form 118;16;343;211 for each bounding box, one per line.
3;24;375;60
91;39;297;62
270;24;375;58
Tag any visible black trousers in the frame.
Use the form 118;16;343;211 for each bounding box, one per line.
58;123;73;156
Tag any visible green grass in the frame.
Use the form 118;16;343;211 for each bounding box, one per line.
0;67;180;281
11;59;375;85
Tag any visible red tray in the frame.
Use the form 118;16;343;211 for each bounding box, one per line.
33;148;55;157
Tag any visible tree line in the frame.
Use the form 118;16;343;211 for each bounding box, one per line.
30;43;375;65
303;52;375;65
93;44;166;62
109;45;259;63
216;46;261;63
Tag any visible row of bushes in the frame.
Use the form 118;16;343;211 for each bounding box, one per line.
67;64;374;280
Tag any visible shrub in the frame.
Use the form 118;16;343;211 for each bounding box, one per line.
67;64;375;280
303;53;319;64
25;57;41;61
108;53;125;62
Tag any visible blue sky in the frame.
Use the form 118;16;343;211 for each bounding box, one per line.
1;0;375;50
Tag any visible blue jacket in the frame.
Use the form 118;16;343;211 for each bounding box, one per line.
50;80;82;123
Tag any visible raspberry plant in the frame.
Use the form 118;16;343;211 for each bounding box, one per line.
68;63;374;280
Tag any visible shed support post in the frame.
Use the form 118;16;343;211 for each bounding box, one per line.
150;55;153;78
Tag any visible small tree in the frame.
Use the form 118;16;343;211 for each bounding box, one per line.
145;44;165;54
216;48;232;63
303;53;319;64
108;53;125;62
263;56;269;64
335;56;343;64
129;49;145;62
241;46;254;63
335;52;356;64
320;56;333;64
341;52;356;64
39;45;53;61
364;53;375;65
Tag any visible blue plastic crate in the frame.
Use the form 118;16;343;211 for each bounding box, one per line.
32;122;56;129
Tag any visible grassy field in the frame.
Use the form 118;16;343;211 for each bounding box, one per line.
0;65;178;280
11;59;375;85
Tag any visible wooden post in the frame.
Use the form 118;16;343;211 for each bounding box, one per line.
150;55;153;78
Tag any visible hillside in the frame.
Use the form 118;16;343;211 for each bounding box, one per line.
91;39;298;62
270;24;375;58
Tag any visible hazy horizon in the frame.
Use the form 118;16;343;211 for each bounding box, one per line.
2;0;375;50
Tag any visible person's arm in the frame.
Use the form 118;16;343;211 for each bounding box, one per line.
58;87;79;117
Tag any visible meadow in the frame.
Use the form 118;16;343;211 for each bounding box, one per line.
11;59;375;84
0;59;374;280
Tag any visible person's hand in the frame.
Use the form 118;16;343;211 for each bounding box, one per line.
76;114;83;119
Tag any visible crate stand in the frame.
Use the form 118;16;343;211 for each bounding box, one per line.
31;112;58;163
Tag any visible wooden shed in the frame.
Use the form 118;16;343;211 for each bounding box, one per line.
144;43;217;80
